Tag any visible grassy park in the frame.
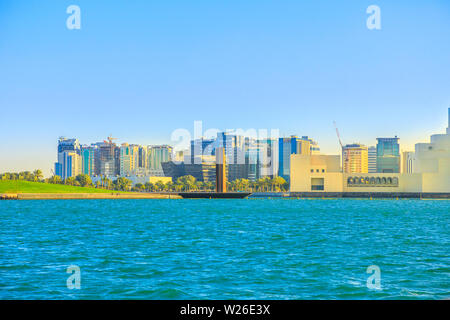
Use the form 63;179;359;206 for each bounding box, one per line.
0;180;119;194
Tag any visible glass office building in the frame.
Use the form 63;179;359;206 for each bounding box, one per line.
376;137;400;173
148;145;173;170
278;136;316;180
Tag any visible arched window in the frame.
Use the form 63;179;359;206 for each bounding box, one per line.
382;177;387;184
370;177;375;184
348;177;353;185
387;177;392;185
376;177;381;184
364;177;370;184
393;177;398;185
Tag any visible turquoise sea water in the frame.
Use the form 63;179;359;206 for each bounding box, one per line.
0;199;449;300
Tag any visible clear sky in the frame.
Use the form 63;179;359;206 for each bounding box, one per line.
1;0;449;176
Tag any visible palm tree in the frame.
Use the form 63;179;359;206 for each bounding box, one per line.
205;181;214;191
75;174;92;187
273;176;287;192
165;181;174;192
155;180;165;192
144;182;154;192
48;175;62;184
33;169;43;182
65;177;76;186
231;179;238;191
100;175;107;188
195;181;204;191
240;178;250;191
1;173;11;180
177;175;197;191
100;175;112;189
113;177;132;191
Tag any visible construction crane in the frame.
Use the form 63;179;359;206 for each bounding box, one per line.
333;121;349;171
104;135;117;145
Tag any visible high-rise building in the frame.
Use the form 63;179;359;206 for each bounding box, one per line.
368;146;377;173
81;144;97;176
376;137;400;173
278;136;314;180
120;143;140;176
148;145;173;174
243;137;260;182
55;151;81;180
55;138;82;180
98;142;120;177
216;132;247;181
402;151;414;174
342;144;368;173
138;146;148;169
174;150;185;162
257;138;278;179
216;132;246;165
190;138;215;164
189;134;279;182
57;137;81;155
302;136;320;154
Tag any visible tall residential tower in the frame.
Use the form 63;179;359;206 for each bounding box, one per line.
342;144;368;173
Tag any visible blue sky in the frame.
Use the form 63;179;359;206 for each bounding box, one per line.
1;0;449;176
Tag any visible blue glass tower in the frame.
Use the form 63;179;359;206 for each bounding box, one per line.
376;137;400;173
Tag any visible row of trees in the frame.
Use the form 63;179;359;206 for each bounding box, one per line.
132;176;215;193
48;175;134;191
132;176;288;192
228;176;288;192
1;170;288;192
0;170;131;191
0;170;44;182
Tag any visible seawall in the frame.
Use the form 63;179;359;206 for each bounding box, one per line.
289;192;450;199
0;193;182;200
2;192;449;200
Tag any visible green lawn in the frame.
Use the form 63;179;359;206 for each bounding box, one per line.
0;180;124;194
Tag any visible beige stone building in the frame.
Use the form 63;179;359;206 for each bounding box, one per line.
290;109;450;194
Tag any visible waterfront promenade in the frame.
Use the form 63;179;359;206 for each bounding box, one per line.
0;193;182;200
1;191;449;200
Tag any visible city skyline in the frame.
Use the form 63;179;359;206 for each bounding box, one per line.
2;111;450;178
1;1;450;176
44;108;448;183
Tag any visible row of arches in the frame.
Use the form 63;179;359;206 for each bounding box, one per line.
347;176;399;186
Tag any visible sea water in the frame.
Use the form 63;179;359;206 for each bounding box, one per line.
0;199;449;299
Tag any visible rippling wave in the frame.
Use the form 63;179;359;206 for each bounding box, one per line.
0;199;449;299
